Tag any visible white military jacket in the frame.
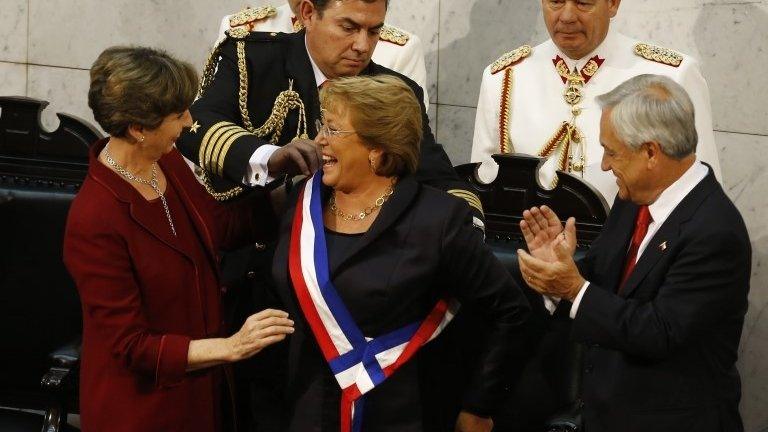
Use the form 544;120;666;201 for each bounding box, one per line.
216;3;429;106
471;30;721;204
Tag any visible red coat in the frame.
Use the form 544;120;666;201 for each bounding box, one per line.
64;139;276;432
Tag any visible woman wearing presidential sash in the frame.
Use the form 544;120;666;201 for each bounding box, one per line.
271;75;531;432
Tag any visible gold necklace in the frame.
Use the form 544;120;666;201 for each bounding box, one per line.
104;144;177;236
330;181;396;222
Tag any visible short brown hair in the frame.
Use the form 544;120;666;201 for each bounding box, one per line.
320;75;422;176
88;46;198;137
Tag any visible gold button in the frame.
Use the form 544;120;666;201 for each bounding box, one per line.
255;173;260;181
270;32;277;36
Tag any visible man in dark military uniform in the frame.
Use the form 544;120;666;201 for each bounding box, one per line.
179;0;481;222
176;0;484;430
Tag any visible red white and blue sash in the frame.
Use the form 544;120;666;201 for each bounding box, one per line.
288;172;459;432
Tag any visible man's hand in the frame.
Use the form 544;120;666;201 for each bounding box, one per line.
520;205;576;263
267;138;321;176
455;411;493;432
517;218;585;301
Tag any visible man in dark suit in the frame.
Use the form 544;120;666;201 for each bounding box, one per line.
517;74;750;432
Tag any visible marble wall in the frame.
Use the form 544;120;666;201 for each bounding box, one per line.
1;0;767;430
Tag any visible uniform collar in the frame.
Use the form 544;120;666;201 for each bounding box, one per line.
647;160;708;227
558;28;618;72
304;35;329;88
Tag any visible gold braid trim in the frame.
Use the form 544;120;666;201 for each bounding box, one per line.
539;122;569;158
198;121;251;201
379;24;409;46
200;171;244;202
198;37;310;201
498;68;514;154
557;128;572;172
236;40;257;132
236;41;308;142
634;43;683;67
199;38;226;97
491;45;532;74
447;189;484;216
229;5;277;30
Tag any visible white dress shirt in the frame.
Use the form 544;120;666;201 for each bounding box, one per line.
569;160;710;318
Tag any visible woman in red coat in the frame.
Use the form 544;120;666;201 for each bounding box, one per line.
63;46;294;432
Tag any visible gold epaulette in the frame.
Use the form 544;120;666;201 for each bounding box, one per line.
379;24;409;46
491;45;532;74
228;5;277;33
634;43;683;67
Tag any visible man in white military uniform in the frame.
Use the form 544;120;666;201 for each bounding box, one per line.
215;0;430;106
471;0;721;204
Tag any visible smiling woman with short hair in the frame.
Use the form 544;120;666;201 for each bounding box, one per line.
271;74;531;432
64;46;293;432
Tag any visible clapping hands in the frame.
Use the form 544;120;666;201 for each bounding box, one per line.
517;206;585;301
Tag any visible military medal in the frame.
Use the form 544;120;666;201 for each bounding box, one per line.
537;55;604;185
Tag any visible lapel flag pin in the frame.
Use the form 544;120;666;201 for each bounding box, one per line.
659;241;667;251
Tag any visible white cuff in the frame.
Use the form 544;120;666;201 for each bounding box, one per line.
543;296;561;315
569;281;590;319
244;145;279;186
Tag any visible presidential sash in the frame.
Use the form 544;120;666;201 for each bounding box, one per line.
288;172;459;432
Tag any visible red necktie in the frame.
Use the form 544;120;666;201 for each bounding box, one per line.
619;205;652;291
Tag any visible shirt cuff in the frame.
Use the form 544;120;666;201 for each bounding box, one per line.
569;281;590;319
543;296;561;315
244;145;279;186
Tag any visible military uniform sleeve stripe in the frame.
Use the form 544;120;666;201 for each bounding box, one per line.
201;123;240;172
208;126;243;173
215;131;251;177
447;189;484;215
199;121;234;171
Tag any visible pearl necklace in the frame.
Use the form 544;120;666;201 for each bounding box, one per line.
103;144;177;236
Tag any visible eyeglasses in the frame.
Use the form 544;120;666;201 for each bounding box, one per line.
315;119;356;140
545;0;597;12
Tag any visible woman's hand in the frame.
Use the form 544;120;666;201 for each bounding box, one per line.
455;411;493;432
187;309;294;372
226;309;295;362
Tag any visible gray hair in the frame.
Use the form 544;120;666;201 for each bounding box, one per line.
596;74;697;159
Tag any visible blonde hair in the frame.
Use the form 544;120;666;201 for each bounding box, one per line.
319;75;423;176
88;46;198;137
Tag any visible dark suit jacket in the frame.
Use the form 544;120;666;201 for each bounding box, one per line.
270;175;530;431
63;139;277;431
571;167;750;432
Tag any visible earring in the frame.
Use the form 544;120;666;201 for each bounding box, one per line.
139;136;145;143
369;157;377;173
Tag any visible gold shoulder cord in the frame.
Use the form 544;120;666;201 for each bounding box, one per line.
498;68;514;154
490;45;531;155
197;35;310;201
199;39;225;97
236;40;308;141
